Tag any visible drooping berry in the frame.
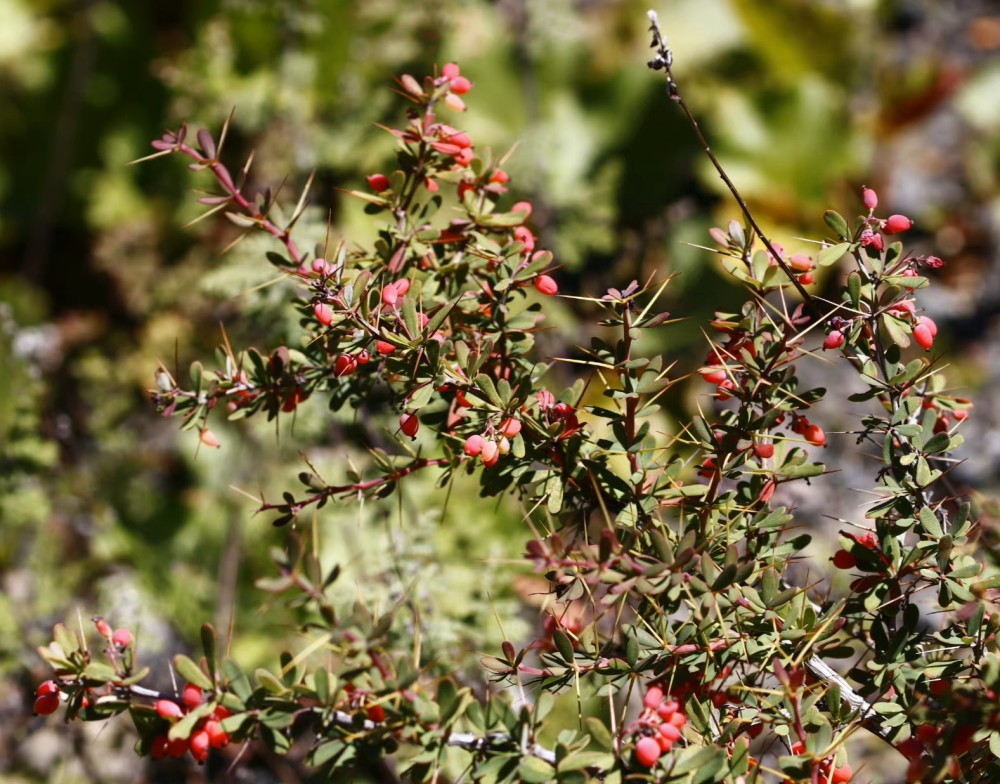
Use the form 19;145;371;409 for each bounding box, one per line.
464;434;485;457
204;719;230;748
804;424;827;447
150;734;170;760
182;683;204;709
635;736;662;767
334;355;357;377
833;550;857;570
753;443;775;459
499;417;522;438
534;274;558;296
481;440;500;467
823;330;845;350
199;429;220;449
314;302;334;326
862;187;878;211
913;320;934;351
400;412;420;438
33;693;60;716
511;200;533;219
189;729;210;764
37;680;60;697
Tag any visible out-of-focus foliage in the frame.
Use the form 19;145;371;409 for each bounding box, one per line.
3;0;1000;781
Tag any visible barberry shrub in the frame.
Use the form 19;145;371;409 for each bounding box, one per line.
35;15;1000;784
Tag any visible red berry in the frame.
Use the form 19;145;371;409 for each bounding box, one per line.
450;75;472;94
213;704;232;720
189;729;210;763
635;736;662;767
913;322;934;351
534;275;558;296
753;443;775;459
204;719;230;748
918;315;937;336
804;424;827;447
883;214;913;234
659;722;682;742
400;412;420;438
381;285;399;307
701;367;727;385
514;226;536;253
799;272;815;285
167;737;188;758
441;62;461;79
833;549;857;569
376;340;396;355
499;417;522;438
356;349;370;365
150;734;170;760
112;628;132;648
464;434;485;457
155;699;184;720
832;763;853;783
490;169;510;185
33;693;60;716
182;683;204;709
481;440;500;467
334;355;357;377
823;330;845;350
36;680;60;697
314;302;334;326
862;187;878;211
367;703;386;722
366;173;391;192
643;686;664;710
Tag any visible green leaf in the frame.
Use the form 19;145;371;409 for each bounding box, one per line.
475;374;504;408
553;630;575;664
585;717;614;750
83;662;118;682
518;756;555;783
815;242;851;268
174;654;213;690
823;210;849;240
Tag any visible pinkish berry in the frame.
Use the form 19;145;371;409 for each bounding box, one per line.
490;169;510;185
450;76;472;94
480;440;500;467
441;62;461;79
381;285;399;307
862;187;878;211
314;302;334;326
823;330;845;350
860;228;884;252
182;683;204;709
311;258;327;274
204;719;230;748
464;434;485;456
155;699;184;720
199;429;220;449
635;736;662;767
112;628;132;648
925;255;944;268
913;321;934;351
883;214;913;235
94;617;112;638
534;275;558;296
366;173;391;192
499;417;522;438
788;255;813;272
643;686;664;710
513;226;535;253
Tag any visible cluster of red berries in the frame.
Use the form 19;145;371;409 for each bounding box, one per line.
33;679;61;716
781;741;853;784
790;415;826;447
630;684;689;767
151;683;231;764
463;416;521;468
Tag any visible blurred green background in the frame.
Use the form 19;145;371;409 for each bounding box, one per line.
3;0;1000;781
